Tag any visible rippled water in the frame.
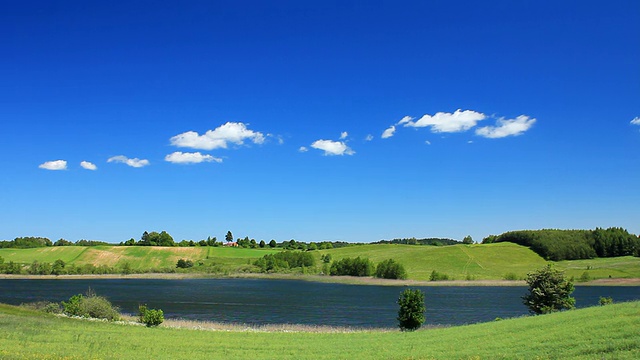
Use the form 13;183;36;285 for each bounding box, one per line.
1;278;638;328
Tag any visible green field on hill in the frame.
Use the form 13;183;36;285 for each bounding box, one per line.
0;301;638;359
2;243;640;281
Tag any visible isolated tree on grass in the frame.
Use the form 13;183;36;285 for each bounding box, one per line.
397;288;426;331
523;264;575;314
225;231;234;243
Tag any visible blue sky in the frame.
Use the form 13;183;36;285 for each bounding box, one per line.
1;1;638;244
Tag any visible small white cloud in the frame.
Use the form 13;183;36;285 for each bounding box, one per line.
381;125;396;139
365;134;374;141
397;116;414;125
631;117;640;126
80;161;97;170
299;146;308;152
107;155;150;168
39;160;67;171
425;140;431;145
310;140;355;156
340;131;348;140
468;140;474;144
402;109;487;133
165;152;222;164
170;122;265;150
475;115;536;138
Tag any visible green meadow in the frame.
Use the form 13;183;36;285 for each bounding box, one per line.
2;243;640;281
0;301;638;359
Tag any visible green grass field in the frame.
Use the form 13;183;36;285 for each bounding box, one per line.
2;243;640;281
320;243;548;280
0;301;638;359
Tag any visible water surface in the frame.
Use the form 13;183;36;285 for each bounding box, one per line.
1;278;638;328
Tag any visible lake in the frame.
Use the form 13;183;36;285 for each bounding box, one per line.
1;278;639;328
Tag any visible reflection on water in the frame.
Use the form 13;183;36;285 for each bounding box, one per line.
1;278;638;328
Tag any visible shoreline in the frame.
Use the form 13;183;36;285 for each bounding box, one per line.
1;273;639;286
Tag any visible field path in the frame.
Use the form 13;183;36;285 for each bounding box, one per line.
458;246;486;271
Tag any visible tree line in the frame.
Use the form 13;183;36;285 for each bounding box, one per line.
482;227;640;261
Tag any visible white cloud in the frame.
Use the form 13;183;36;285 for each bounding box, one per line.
170;122;265;150
80;161;97;170
425;140;431;145
340;131;348;140
475;115;536;138
39;160;67;171
310;140;355;156
381;125;396;139
401;109;487;133
365;134;374;141
165;152;222;164
397;116;414;125
299;146;308;152
107;155;150;168
631;117;640;126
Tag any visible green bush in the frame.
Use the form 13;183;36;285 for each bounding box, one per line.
375;259;408;280
254;251;315;272
329;257;374;277
61;290;120;321
523;265;575;314
397;288;426;331
599;296;613;306
429;270;449;281
503;272;518;281
176;259;194;268
139;304;164;327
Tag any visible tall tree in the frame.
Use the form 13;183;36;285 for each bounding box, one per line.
225;231;233;243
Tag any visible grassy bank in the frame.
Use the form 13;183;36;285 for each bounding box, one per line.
0;301;638;359
2;243;640;282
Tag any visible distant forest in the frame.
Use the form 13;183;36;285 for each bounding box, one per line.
372;237;462;246
482;227;640;261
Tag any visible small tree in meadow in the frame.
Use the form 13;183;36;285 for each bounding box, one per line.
397;288;426;331
523;264;575;314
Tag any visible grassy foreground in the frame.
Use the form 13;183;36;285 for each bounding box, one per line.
0;301;639;359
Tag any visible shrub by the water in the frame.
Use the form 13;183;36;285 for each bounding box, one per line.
429;270;449;281
254;251;315;272
139;304;164;327
375;259;408;280
61;290;120;321
329;256;374;277
397;288;426;331
599;296;613;306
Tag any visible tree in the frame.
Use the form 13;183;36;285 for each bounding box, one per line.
462;235;473;244
522;264;575;314
225;231;233;243
397;288;426;331
269;239;277;248
259;240;266;248
375;259;408;280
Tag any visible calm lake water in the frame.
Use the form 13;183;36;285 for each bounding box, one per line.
1;278;639;328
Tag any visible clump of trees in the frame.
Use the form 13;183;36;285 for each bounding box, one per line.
329;257;374;277
522;265;575;314
482;228;640;261
429;270;449;281
397;288;426;331
253;251;315;272
0;237;52;248
375;259;408;280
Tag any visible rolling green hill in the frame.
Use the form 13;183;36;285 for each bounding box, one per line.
0;301;638;359
2;243;640;280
